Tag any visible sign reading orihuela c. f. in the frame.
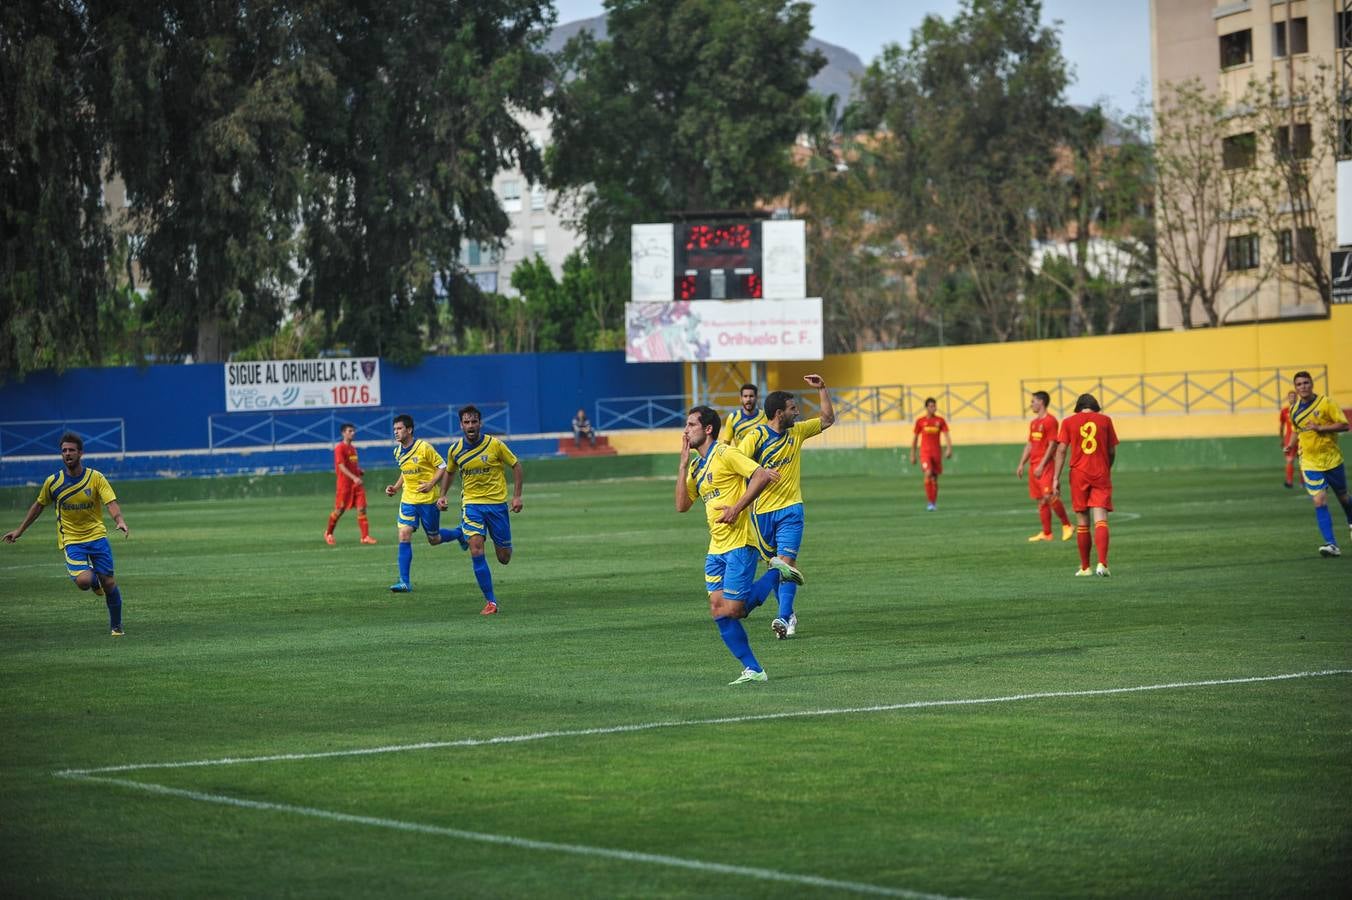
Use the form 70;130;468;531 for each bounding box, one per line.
625;299;824;363
224;358;382;411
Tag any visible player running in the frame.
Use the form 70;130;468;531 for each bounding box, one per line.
385;414;449;592
1286;371;1351;557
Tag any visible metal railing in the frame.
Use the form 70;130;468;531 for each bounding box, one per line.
1022;365;1327;416
207;403;510;450
595;395;688;431
0;418;126;459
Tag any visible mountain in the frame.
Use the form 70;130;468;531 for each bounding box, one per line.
547;16;866;106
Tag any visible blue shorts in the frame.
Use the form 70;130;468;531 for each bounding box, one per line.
462;502;512;549
704;546;758;602
64;537;114;583
1302;463;1348;497
752;503;804;560
398;501;441;534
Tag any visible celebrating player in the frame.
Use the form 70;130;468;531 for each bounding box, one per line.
1279;390;1297;489
1039;393;1118;577
384;414;449;592
677;406;780;684
721;383;767;446
325;423;377;546
910;397;953;511
3;432;131;635
426;405;524;615
1015;390;1073;542
738;374;834;640
1286;371;1351;557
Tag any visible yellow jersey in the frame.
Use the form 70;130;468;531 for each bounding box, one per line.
686;442;761;554
1290;395;1347;471
394;439;446;504
445;435;519;505
737;418;824;513
722;407;767;445
36;466;117;549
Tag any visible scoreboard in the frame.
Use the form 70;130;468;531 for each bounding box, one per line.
631;219;805;302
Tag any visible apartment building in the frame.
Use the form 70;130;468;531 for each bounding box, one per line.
1150;0;1351;326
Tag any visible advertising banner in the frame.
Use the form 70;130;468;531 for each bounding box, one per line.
625;299;823;363
224;358;382;411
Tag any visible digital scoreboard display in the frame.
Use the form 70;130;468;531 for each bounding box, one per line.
675;222;763;300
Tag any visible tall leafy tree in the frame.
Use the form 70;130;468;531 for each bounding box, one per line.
1;0;115;379
548;0;824;292
296;0;555;364
855;0;1070;343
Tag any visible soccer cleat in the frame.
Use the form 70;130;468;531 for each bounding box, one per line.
480;601;499;615
389;581;412;593
768;556;804;586
110;627;124;637
1028;532;1053;542
324;532;336;546
1095;563;1110;577
925;503;937;511
786;613;797;636
771;617;789;640
1318;543;1341;558
1074;567;1094;577
1283;481;1293;489
728;667;768;685
1062;524;1074;541
360;535;379;545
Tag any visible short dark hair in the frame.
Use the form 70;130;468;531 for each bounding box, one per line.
1032;390;1050;406
393;414;414;431
60;431;83;452
764;390;794;420
1074;393;1101;413
340;422;356;432
459;404;481;421
739;384;758;395
688;405;721;442
1292;370;1312;383
924;397;937;406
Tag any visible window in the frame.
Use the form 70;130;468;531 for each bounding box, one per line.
506;228;522;258
530;184;546;211
1222;132;1256;169
1277;228;1316;265
1226;234;1260;271
531;226;547;254
1273;18;1308;58
472;271;498;293
1219;29;1252;68
463;240;481;267
500;179;522;213
1274;123;1313;160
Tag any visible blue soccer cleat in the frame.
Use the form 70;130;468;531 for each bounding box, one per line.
389;581;412;593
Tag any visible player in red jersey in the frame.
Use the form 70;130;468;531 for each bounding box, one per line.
325;423;377;545
1279;389;1297;488
910;397;952;510
1015;390;1073;542
1038;393;1118;576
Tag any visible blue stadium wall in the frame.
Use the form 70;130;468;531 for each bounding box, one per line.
0;352;681;485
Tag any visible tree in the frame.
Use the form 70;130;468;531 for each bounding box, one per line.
296;0;555;365
1152;78;1270;327
548;0;824;293
0;0;116;380
855;0;1070;344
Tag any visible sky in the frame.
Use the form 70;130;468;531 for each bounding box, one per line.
550;0;1151;113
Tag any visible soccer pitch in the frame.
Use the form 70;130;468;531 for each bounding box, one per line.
1;463;1348;897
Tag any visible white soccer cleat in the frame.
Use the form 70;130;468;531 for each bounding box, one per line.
1074;567;1094;577
771;618;789;640
785;613;797;637
1095;563;1110;577
1318;543;1341;558
728;667;768;685
768;556;804;585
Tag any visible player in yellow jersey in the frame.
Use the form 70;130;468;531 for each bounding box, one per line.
677;405;781;684
3;432;130;635
424;405;524;615
1286;371;1351;557
384;413;449;591
721;383;767;446
738;374;835;640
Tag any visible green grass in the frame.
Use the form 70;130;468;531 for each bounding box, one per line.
1;462;1349;898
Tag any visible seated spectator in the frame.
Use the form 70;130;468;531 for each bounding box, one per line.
572;408;597;448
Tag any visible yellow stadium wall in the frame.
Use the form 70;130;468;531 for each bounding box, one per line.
759;305;1349;446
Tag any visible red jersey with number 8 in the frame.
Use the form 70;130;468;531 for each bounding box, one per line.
1056;411;1118;481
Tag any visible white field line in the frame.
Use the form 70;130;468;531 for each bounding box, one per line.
57;775;952;899
56;669;1351;778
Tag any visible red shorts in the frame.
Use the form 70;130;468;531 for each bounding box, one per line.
1028;467;1055;500
1067;471;1112;513
920;454;943;477
335;481;367;510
